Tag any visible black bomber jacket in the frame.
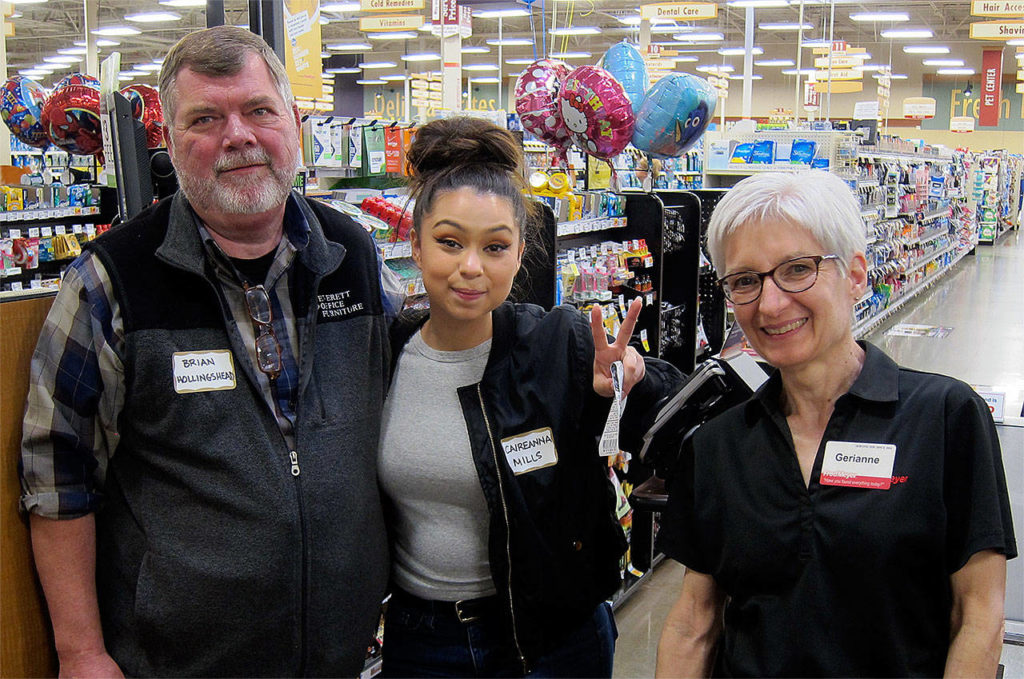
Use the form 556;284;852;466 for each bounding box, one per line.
388;301;682;671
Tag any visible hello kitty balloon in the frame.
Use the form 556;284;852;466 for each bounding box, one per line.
558;65;635;161
514;59;572;161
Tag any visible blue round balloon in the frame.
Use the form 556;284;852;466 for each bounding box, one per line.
1;76;49;148
600;41;648;111
631;73;716;158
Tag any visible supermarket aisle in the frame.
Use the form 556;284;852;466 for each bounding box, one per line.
611;230;1024;678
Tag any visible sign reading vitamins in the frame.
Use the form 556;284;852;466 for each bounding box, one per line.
173;351;237;394
501;428;558;475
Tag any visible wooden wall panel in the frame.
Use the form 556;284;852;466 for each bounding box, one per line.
1;294;58;679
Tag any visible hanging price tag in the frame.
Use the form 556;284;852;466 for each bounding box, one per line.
598;361;624;457
9;228;21;239
640;328;650;353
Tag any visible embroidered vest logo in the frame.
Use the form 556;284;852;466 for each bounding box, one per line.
317;290;365;321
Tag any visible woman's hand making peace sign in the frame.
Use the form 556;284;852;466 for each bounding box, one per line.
590;297;646;398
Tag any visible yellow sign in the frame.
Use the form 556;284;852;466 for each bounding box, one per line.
970;20;1024;39
813;81;863;93
646;58;676;70
285;0;322;100
640;2;717;20
814;56;862;69
814;69;862;81
1017;83;1024;93
359;14;425;30
1018;69;1024;78
971;0;1024;16
360;0;426;11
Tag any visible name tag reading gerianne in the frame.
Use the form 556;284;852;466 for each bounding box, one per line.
501;428;558;475
172;351;237;394
820;441;896;490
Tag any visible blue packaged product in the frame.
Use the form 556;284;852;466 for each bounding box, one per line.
790;139;816;165
811;157;831;170
750;140;776;164
730;142;756;164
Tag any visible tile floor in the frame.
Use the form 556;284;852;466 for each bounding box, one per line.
611;228;1024;677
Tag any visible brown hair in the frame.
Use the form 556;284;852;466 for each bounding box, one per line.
406;116;537;240
158;25;293;126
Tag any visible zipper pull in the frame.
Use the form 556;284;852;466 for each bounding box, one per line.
289;450;301;477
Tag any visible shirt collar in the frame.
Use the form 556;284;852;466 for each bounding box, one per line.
750;340;899;416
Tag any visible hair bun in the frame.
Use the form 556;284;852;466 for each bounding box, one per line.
407;117;521;178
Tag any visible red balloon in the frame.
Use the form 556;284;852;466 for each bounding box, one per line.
41;75;103;156
120;84;165;149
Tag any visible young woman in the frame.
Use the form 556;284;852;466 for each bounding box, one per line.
378;116;680;678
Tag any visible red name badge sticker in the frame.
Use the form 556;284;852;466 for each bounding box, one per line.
820;441;897;490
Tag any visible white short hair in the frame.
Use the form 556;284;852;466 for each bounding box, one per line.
706;170;867;276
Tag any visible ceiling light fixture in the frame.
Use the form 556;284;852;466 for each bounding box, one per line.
470;76;501;83
727;0;789;7
728;74;763;80
880;28;933;39
696;64;735;73
872;72;908;79
902;45;950;54
44;55;82;63
801;39;831;48
321;1;361;10
367;31;418;40
358;62;397;69
549;51;592;59
719;46;763;55
549;26;600;35
755;58;795;66
672;56;700;63
159;0;208;6
57;47;88;55
402;52;442;61
759;22;813;30
922;59;965;67
853;63;889;72
505;57;537;64
474;8;531;17
461;46;490;54
486;38;534;45
781;67;816;75
463;63;500;70
937;68;975;75
324;66;362;74
356;79;387;85
672;32;724;41
92;26;142;36
850;12;909;21
125;11;182;22
327;41;372;50
381;74;409;81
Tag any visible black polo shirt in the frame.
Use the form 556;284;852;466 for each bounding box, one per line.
657;341;1016;678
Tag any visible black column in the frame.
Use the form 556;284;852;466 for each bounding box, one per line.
248;0;286;65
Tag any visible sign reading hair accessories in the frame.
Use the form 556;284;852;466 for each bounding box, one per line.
971;1;1024;17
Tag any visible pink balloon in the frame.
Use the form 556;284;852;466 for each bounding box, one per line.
558;65;635;161
514;59;572;153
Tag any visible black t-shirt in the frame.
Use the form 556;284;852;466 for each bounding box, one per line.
657;341;1017;678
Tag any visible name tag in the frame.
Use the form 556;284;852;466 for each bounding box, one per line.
501;428;558;475
172;351;237;394
820;441;896;490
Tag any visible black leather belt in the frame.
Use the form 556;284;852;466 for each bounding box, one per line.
392;589;500;624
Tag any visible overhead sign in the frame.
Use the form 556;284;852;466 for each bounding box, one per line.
284;0;323;100
814;69;861;80
971;0;1024;16
854;100;879;118
360;0;425;10
980;49;1004;125
359;14;424;30
813;81;862;93
1018;82;1024;93
640;3;717;20
970;20;1024;39
950;116;976;132
903;96;936;119
814;55;862;69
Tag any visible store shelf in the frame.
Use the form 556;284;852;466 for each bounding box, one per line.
853;247;971;338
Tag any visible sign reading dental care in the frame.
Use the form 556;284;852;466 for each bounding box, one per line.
971;0;1024;17
640;3;717;20
980;49;1004;126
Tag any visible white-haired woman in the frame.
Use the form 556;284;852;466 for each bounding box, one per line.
655;170;1016;677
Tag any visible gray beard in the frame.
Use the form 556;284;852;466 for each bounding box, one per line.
177;149;297;215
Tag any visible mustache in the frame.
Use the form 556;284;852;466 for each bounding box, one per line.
214;149;272;173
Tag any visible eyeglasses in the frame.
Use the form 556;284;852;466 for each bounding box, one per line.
718;255;841;305
243;284;282;380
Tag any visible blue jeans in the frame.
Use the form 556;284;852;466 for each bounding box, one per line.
380;592;617;678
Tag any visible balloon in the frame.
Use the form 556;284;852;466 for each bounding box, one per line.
41;73;103;156
600;41;648;110
631;73;716;158
120;84;165;149
514;59;572;154
558;65;635;161
1;76;49;149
